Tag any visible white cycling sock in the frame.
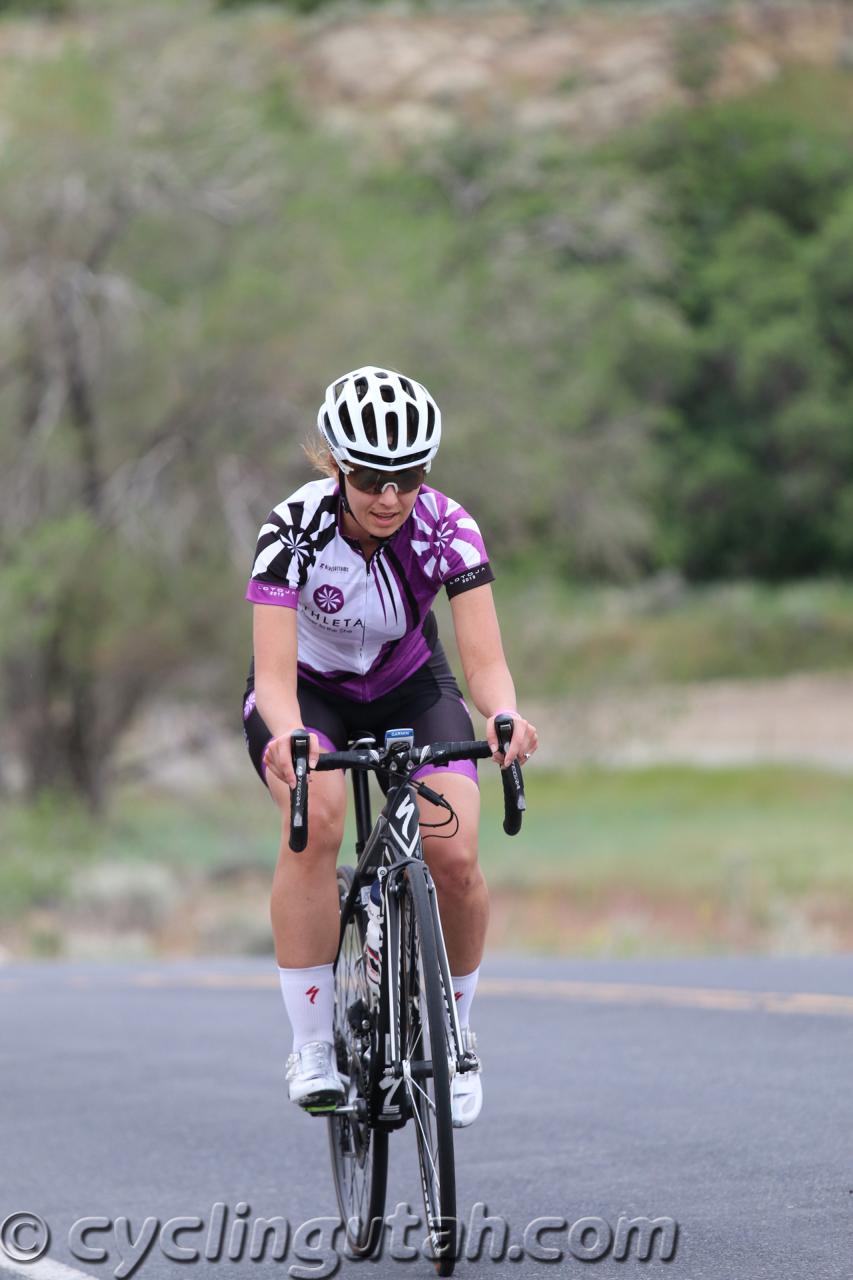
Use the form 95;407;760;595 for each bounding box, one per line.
278;963;335;1052
450;966;480;1030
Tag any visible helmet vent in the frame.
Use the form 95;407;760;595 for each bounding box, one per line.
322;411;339;447
354;377;369;402
399;377;414;398
375;371;389;379
386;411;399;452
406;402;419;446
426;402;435;434
361;402;378;447
339;402;356;442
380;384;395;403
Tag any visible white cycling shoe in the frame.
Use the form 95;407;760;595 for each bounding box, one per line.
451;1028;482;1128
286;1040;345;1113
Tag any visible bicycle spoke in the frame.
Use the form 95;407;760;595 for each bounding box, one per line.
407;1072;437;1115
328;868;388;1260
405;1076;441;1191
397;868;458;1271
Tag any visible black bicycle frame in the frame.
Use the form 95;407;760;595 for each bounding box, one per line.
352;767;373;855
336;769;467;1100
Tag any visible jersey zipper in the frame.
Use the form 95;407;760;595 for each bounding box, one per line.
361;545;383;686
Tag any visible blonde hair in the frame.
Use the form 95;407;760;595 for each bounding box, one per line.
302;438;338;479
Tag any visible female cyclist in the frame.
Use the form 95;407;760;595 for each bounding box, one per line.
242;365;537;1128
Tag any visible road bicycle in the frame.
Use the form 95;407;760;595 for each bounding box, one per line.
286;714;525;1276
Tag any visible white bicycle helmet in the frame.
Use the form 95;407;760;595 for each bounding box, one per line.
317;365;442;473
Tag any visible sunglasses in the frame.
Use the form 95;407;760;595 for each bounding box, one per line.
345;465;427;494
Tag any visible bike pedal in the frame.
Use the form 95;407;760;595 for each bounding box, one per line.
299;1091;344;1114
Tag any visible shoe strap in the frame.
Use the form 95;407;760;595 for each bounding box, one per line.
287;1041;331;1079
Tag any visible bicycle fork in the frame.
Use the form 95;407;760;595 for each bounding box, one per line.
380;862;473;1107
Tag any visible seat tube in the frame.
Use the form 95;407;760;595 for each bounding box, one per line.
352;769;373;854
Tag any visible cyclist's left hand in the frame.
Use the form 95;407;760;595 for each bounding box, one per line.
486;711;538;768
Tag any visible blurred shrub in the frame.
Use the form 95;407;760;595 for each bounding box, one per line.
671;17;734;101
216;0;395;10
626;85;853;579
0;0;68;11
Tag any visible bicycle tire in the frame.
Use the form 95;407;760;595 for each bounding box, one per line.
328;865;388;1258
399;863;458;1276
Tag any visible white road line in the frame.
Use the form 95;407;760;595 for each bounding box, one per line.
6;970;853;1019
0;1260;99;1280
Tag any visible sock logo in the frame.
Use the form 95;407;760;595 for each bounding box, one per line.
306;985;320;1004
454;991;463;1001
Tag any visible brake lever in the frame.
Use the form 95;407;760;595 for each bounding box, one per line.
495;714;525;836
289;730;310;852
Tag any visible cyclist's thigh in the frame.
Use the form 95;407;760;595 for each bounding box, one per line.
243;679;348;836
416;770;480;843
407;688;482;860
409;682;480;794
242;679;346;782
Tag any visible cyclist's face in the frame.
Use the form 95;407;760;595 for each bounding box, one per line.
343;472;421;540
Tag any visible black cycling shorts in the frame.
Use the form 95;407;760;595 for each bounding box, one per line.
242;642;478;788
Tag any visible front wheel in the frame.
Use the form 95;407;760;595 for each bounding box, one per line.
328;866;388;1257
399;864;457;1275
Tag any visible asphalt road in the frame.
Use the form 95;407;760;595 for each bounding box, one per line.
2;953;853;1280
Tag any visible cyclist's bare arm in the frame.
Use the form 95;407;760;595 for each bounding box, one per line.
252;604;319;786
449;583;538;767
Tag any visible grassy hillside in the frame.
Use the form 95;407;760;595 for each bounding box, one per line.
427;578;853;700
3;764;853;958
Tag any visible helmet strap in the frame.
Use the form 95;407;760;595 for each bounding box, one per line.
338;468;354;517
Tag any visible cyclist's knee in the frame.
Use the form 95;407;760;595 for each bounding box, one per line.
307;805;345;857
278;800;343;860
425;837;481;897
268;769;345;861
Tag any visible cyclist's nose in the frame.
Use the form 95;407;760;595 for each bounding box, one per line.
374;485;400;508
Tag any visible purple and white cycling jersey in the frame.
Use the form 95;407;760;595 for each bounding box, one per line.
245;478;494;702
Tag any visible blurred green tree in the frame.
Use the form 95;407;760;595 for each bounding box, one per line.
0;3;287;809
630;94;853;578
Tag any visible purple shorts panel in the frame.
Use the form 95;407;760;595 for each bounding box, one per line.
258;724;338;781
411;759;479;787
307;725;338;755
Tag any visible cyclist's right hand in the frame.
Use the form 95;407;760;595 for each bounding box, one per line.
263;729;320;789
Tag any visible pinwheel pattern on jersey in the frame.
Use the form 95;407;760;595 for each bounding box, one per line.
410;491;485;583
251;495;338;589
